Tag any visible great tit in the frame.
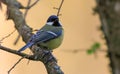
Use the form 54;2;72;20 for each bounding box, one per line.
18;15;64;52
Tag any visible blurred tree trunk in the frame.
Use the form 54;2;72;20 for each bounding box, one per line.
95;0;120;74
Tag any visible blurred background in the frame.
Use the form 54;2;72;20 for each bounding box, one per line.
0;0;109;74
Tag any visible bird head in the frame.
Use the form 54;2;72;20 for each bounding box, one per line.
46;15;61;27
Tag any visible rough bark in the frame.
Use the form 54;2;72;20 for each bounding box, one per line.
95;0;120;74
1;0;64;74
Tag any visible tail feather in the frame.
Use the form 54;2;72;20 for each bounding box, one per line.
18;42;34;52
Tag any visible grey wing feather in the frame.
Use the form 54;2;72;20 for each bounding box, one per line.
31;30;62;43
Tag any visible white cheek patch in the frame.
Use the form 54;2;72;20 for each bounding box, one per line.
46;22;54;25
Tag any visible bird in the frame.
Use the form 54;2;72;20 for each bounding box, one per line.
18;15;64;52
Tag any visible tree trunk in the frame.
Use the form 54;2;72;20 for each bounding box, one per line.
95;0;120;74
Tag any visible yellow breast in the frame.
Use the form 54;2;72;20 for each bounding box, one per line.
40;30;64;50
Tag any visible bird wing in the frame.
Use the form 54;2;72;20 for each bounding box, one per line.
30;30;62;43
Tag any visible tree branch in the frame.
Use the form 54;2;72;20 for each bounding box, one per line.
13;0;39;45
1;0;64;74
0;45;37;60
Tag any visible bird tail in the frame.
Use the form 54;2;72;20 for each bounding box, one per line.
18;42;34;52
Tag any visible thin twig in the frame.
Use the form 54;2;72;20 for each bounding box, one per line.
13;35;20;45
63;49;107;53
8;57;24;74
27;60;31;65
27;52;32;65
28;0;39;9
0;29;16;43
57;0;64;16
24;0;31;18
